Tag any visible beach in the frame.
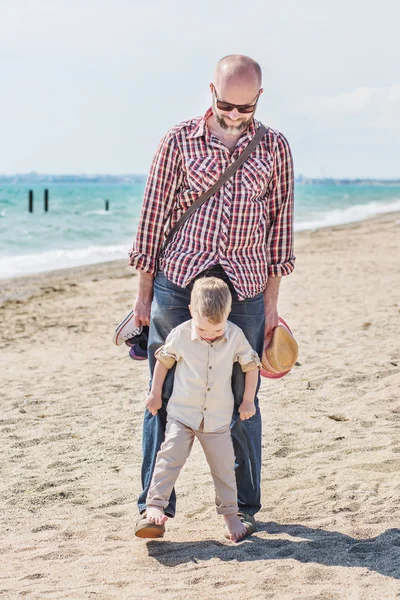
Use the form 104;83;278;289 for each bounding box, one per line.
1;212;400;599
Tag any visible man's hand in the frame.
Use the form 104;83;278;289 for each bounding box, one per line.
133;297;152;327
145;392;162;416
239;400;256;421
133;271;154;327
263;276;281;347
264;306;279;347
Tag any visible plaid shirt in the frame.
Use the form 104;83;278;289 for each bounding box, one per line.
129;108;295;300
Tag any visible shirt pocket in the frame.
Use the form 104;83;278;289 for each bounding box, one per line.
185;156;221;194
241;156;272;197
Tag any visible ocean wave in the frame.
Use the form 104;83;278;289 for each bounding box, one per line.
82;209;112;216
0;242;131;279
1;198;400;279
295;199;400;232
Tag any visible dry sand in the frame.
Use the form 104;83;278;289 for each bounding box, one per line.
1;213;400;600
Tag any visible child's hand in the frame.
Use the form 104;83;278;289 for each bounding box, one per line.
145;392;162;416
239;400;256;421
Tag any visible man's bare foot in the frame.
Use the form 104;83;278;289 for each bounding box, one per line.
223;513;248;542
146;505;168;525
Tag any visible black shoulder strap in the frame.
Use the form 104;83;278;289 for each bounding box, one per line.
159;124;267;255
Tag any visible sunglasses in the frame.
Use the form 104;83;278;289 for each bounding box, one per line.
213;86;260;114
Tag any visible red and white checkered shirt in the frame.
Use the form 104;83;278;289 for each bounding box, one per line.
129;108;295;300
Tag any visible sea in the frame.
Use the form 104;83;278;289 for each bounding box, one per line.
1;181;400;280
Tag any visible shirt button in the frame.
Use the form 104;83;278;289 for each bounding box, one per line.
207;387;211;391
209;366;212;370
210;344;213;348
204;407;207;411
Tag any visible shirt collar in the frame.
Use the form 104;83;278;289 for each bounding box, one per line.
187;108;212;139
187;107;260;144
190;319;229;343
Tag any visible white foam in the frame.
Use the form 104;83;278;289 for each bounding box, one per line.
0;242;131;279
1;198;400;279
295;198;400;232
82;209;112;216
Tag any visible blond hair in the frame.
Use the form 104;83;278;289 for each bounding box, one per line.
190;277;232;324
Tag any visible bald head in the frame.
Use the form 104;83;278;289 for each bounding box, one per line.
214;54;262;89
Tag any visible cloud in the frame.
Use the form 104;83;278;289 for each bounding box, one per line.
297;85;400;129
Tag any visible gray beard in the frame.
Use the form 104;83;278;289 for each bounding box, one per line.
212;100;253;134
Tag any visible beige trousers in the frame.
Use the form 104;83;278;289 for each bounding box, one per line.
146;416;238;515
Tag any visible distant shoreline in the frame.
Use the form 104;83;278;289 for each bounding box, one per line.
1;174;400;185
0;174;147;184
296;177;400;186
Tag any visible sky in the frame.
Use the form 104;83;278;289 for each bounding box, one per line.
1;0;399;178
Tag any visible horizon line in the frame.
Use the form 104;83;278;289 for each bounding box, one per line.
1;173;400;183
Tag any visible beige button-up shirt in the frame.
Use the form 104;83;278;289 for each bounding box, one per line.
155;319;261;432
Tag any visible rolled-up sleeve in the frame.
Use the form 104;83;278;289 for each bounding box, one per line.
266;132;296;277
154;330;181;369
235;332;262;372
129;131;182;273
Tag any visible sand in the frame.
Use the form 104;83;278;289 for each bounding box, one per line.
1;213;400;600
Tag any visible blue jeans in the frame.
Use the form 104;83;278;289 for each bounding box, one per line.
138;266;265;517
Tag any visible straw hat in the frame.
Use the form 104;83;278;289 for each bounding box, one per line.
261;317;298;379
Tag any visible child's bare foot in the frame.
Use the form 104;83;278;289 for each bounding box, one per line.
223;513;248;542
146;505;168;525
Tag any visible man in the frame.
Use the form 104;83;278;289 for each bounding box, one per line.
129;54;295;538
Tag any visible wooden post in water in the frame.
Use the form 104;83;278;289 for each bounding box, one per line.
28;190;33;212
105;200;109;211
44;189;49;212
